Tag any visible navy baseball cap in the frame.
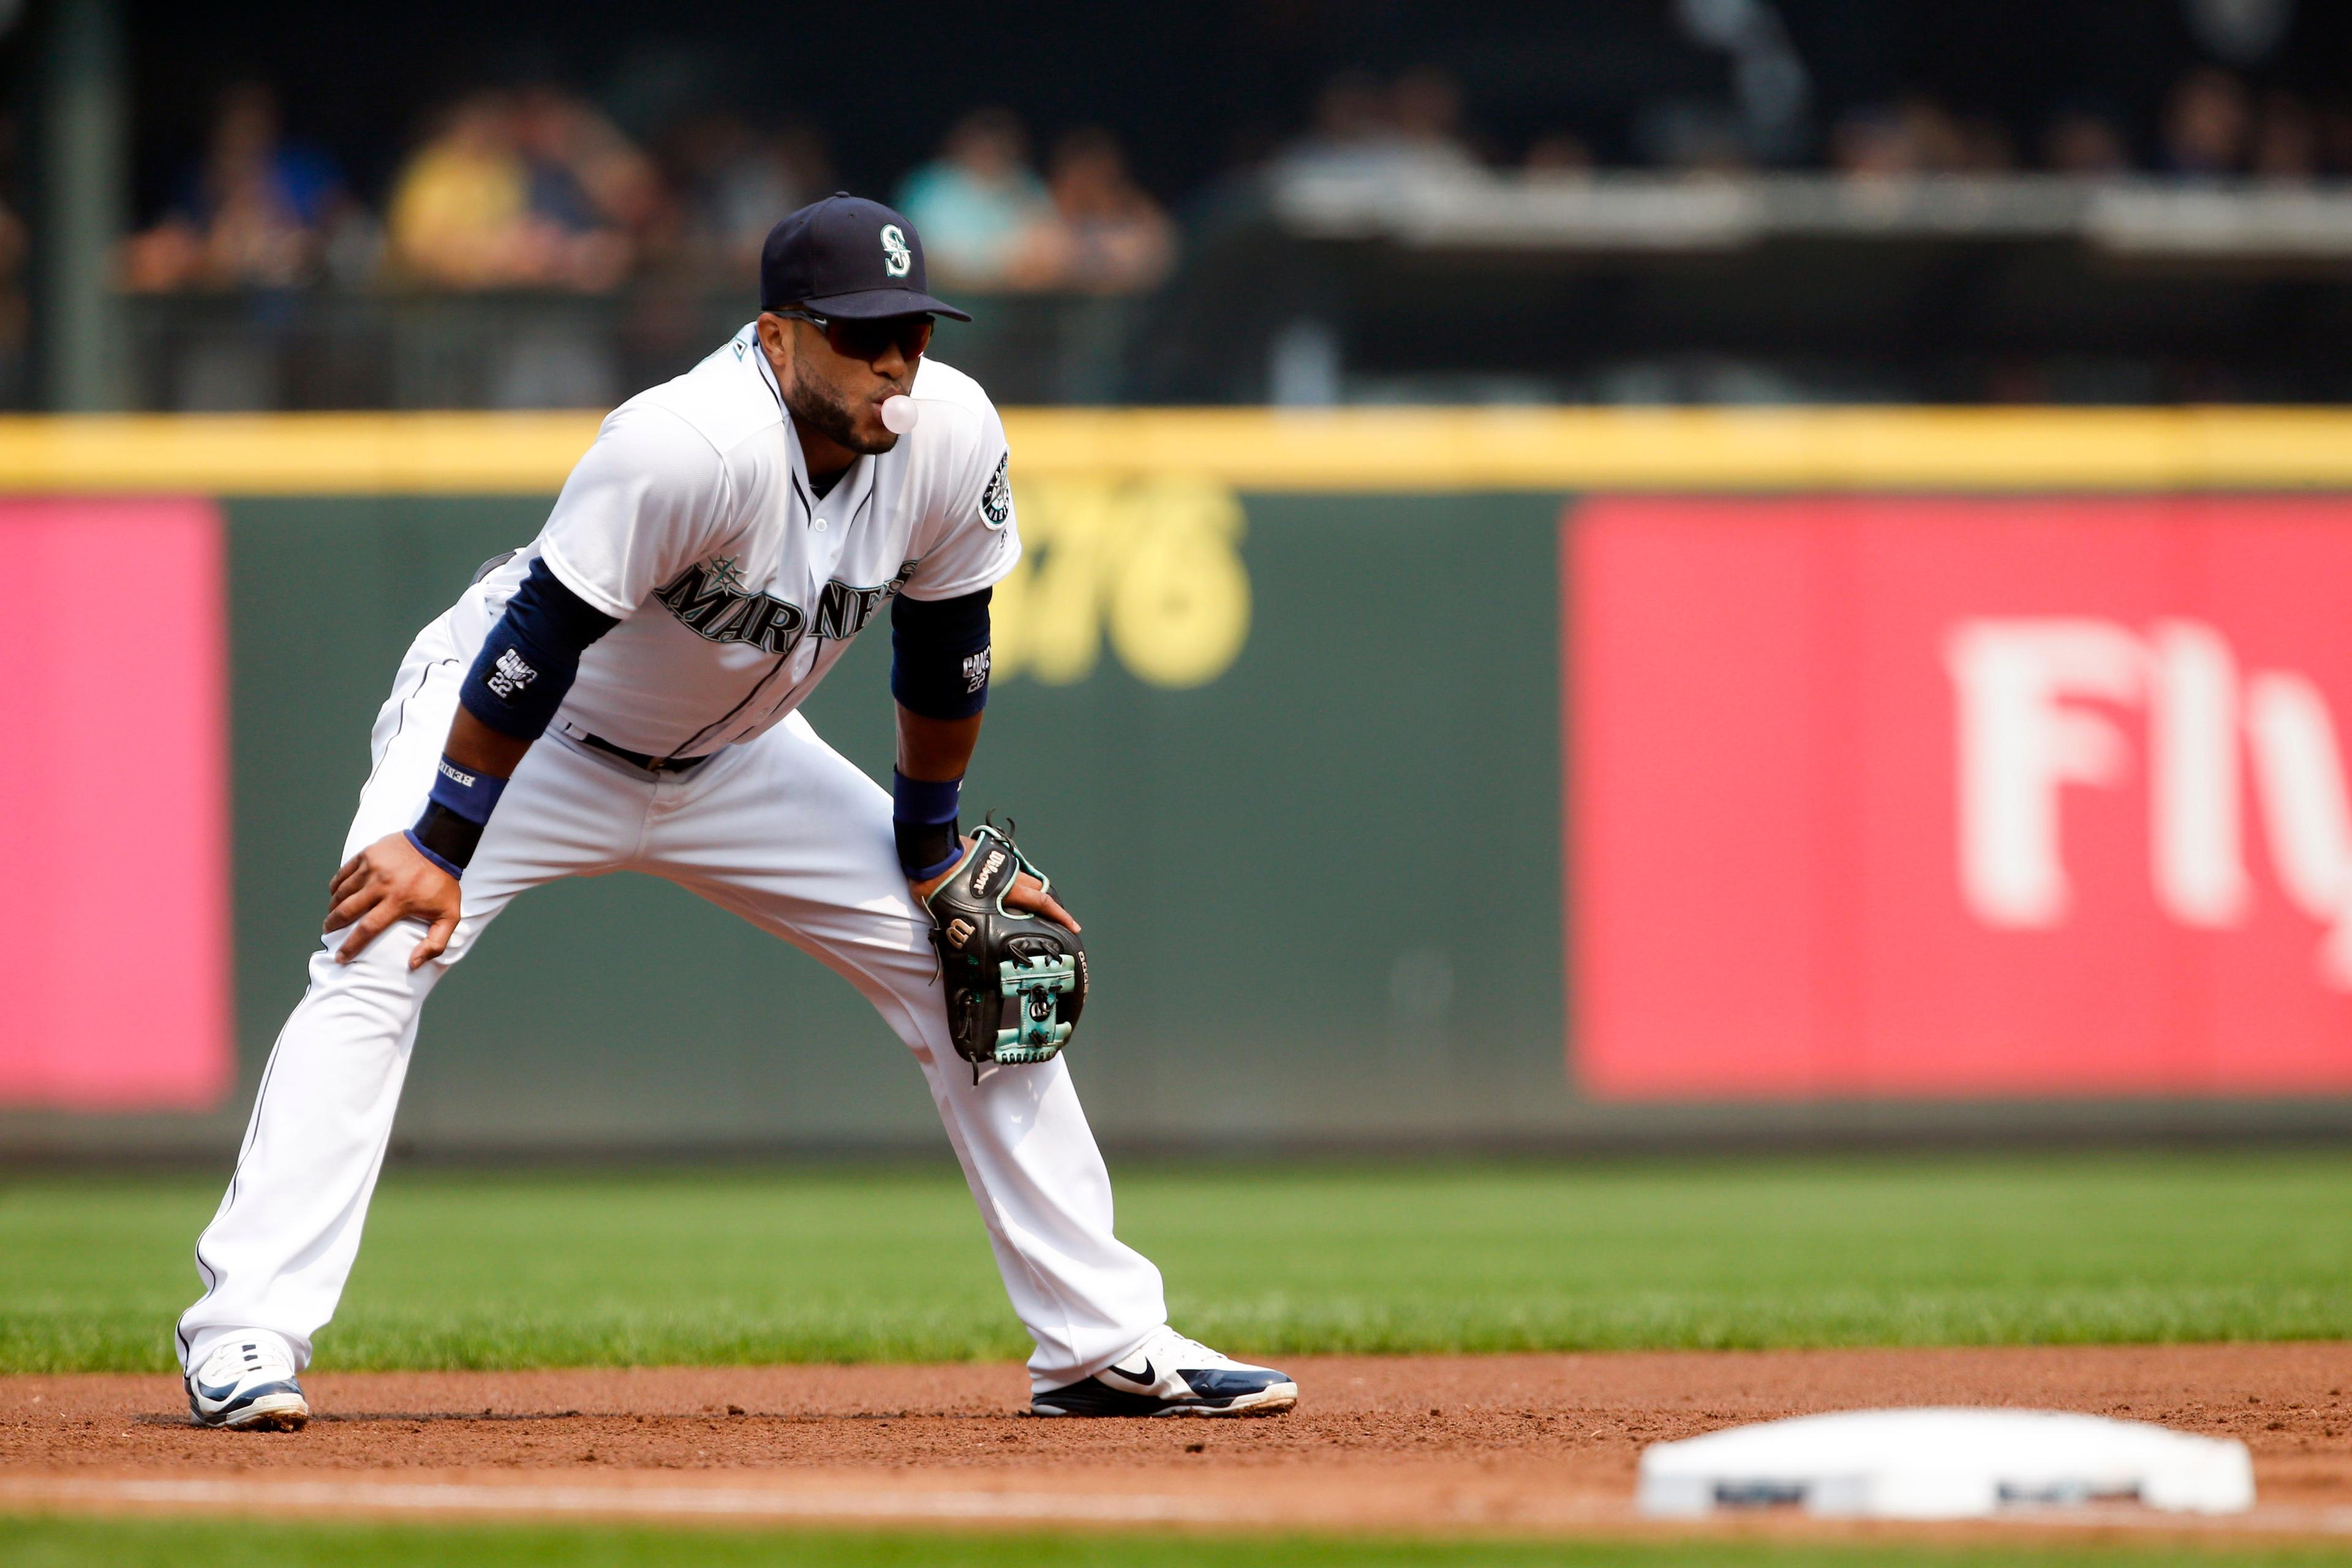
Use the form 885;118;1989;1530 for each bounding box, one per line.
758;193;971;321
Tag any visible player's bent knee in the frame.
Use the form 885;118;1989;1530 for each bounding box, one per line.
307;915;469;990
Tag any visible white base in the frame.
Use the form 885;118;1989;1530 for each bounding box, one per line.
1637;1407;2255;1520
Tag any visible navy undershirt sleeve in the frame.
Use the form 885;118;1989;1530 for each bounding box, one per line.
458;558;622;739
891;587;992;721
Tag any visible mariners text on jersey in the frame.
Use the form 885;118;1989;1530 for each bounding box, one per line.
654;554;920;653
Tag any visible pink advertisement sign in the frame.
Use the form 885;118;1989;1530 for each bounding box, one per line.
0;499;232;1109
1572;496;2352;1101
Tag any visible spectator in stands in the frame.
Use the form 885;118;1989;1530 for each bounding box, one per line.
1390;67;1482;171
1954;114;2016;173
2252;90;2319;181
2319;104;2352;176
1524;132;1595;175
1042;127;1174;293
664;112;831;272
1827;103;1920;177
122;83;352;291
895;108;1059;288
1277;68;1480;179
2162;67;2251;176
511;84;658;288
1635;100;1753;173
2041;108;2133;175
388;88;652;290
386;93;532;287
1828;96;1972;178
1276;70;1391;177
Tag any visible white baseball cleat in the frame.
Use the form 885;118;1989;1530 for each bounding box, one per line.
1030;1326;1298;1417
186;1336;310;1431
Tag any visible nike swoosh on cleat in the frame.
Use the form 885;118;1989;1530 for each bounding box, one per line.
192;1378;241;1403
1103;1357;1156;1386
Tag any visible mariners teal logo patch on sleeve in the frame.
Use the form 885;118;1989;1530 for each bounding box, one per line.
980;453;1012;529
880;224;912;279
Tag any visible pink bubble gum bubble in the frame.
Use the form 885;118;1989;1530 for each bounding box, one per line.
881;395;919;435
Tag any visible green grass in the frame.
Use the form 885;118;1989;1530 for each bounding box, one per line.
7;1151;2352;1374
7;1517;2352;1568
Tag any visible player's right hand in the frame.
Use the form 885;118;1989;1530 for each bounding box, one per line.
325;832;462;970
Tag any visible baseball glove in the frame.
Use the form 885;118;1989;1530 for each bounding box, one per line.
923;822;1088;1076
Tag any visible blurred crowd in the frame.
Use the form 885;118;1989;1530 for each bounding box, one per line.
1823;69;2347;180
116;54;2352;304
121;85;1173;298
1276;61;2352;183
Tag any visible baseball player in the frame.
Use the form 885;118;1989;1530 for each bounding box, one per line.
176;195;1297;1428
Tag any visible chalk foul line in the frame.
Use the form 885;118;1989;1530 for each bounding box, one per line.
0;1474;1270;1526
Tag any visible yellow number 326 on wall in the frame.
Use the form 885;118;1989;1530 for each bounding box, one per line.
989;476;1251;690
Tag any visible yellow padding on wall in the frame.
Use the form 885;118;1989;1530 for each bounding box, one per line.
3;407;2352;494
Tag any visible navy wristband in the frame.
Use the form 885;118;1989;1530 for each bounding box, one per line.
409;755;509;878
403;827;466;881
893;769;960;825
429;755;507;824
893;769;963;880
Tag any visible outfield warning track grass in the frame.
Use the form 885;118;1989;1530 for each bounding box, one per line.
5;1151;2351;1374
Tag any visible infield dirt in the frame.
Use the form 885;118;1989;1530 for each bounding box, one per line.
6;1345;2352;1542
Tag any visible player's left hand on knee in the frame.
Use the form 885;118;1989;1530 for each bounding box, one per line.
912;834;1079;933
325;831;463;970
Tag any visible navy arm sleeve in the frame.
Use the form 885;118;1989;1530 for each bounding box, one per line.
891;587;992;721
458;558;622;739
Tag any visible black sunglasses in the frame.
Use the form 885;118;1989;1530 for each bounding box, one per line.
775;309;934;363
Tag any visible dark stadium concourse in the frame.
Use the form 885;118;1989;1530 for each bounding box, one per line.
108;0;2341;203
8;0;2352;405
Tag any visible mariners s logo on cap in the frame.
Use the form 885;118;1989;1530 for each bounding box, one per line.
759;195;970;320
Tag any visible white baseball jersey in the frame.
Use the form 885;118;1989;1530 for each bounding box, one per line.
454;323;1022;760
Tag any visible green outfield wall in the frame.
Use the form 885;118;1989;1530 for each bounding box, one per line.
12;409;2352;1155
219;488;1569;1150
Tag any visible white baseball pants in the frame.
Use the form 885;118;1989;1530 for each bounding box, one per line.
178;614;1167;1393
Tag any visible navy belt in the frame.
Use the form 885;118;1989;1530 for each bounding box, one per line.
577;733;713;774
